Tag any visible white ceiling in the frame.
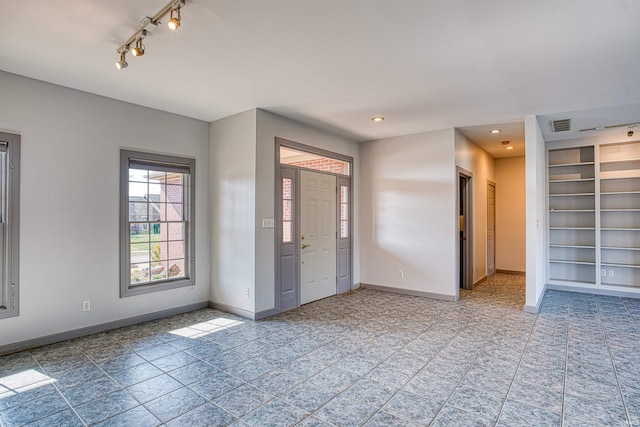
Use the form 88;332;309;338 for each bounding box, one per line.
2;0;639;143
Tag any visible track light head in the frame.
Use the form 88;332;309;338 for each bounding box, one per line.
168;8;181;30
115;52;128;70
131;39;145;57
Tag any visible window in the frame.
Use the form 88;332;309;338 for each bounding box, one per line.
282;177;293;243
340;185;349;238
0;133;20;319
120;150;195;297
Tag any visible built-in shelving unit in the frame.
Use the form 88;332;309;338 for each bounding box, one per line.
548;146;596;284
599;141;640;287
547;140;640;291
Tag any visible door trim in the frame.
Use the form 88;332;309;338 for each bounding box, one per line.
274;138;353;314
487;180;496;277
457;167;473;296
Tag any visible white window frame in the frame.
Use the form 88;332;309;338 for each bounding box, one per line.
0;132;20;319
120;150;195;297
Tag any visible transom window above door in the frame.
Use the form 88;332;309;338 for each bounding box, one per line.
280;146;350;176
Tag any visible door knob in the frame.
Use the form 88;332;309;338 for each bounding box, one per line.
302;243;311;249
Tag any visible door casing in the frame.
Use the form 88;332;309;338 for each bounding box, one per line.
275;138;353;313
487;180;496;277
457;168;473;294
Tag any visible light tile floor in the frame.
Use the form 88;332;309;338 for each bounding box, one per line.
1;273;640;426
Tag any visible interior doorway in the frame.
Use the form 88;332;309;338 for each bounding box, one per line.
459;170;473;290
300;170;337;304
487;181;496;276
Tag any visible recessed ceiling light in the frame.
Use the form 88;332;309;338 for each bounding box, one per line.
506;146;514;150
490;129;502;134
371;116;384;122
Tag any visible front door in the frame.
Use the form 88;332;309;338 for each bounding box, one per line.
300;170;337;304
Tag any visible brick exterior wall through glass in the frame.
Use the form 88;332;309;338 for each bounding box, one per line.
287;158;348;175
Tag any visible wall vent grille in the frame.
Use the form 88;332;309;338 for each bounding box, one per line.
552;118;572;132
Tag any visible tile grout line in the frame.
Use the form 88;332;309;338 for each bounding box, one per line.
424;302;525;426
28;350;89;427
493;306;549;426
560;299;570;426
596;297;633;427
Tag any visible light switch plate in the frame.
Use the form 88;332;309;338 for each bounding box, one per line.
262;219;275;228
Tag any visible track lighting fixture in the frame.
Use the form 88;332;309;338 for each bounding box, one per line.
115;0;185;70
580;121;640;137
167;8;181;31
115;52;128;70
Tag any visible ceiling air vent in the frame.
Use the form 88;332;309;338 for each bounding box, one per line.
551;118;572;132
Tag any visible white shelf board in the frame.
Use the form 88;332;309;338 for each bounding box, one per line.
550;227;595;230
549;162;595;168
549;193;595;197
550;259;596;265
549;178;595;183
601;246;640;251
601;262;640;269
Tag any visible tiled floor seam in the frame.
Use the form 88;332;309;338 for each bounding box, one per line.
560;307;570;427
598;300;633;427
498;305;565;426
30;353;90;427
422;310;521;426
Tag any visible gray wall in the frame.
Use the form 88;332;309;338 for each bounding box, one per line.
0;71;210;346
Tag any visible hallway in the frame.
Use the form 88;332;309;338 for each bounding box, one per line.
1;276;639;426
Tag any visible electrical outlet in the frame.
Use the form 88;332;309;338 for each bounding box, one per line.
244;288;249;298
82;300;91;312
601;269;607;276
399;270;404;279
609;270;614;277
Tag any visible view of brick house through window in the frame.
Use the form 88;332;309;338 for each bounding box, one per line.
129;169;187;284
280;146;350;176
287;158;347;174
